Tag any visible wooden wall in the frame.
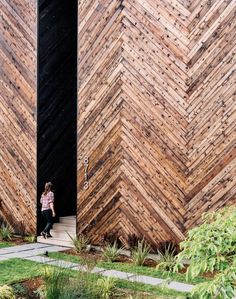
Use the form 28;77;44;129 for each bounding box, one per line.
77;0;236;247
37;0;77;226
0;0;37;233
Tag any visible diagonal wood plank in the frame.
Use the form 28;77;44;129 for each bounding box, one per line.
0;0;37;233
78;0;236;247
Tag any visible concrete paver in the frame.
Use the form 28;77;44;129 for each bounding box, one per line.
0;243;47;255
46;260;80;269
129;275;164;286
102;269;134;280
23;256;56;264
91;267;106;274
168;281;194;292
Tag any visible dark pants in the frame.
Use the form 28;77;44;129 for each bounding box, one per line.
42;209;53;234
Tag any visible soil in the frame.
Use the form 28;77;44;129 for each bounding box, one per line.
62;248;216;280
14;277;156;299
177;266;216;279
62;248;158;267
14;277;43;299
0;236;33;246
12;237;28;245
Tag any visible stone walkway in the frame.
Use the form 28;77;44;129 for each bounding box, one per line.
0;243;68;261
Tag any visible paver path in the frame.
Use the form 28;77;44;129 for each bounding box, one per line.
1;243;236;297
0;243;68;261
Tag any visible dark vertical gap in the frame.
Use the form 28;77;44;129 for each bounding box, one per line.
37;0;77;233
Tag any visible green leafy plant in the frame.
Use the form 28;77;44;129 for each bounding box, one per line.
156;243;177;272
67;233;89;253
43;266;67;299
131;239;150;266
0;223;13;241
102;241;124;262
0;285;15;299
34;285;46;299
174;207;236;299
42;264;103;299
24;234;36;243
12;283;27;298
80;255;98;272
97;277;117;299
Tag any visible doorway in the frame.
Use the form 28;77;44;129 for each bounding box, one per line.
37;0;77;232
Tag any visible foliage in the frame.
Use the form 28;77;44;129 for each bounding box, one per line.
34;285;46;299
0;242;13;249
174;207;236;299
131;239;150;266
67;233;89;253
97;277;117;299
42;265;104;299
156;242;177;272
0;223;13;241
48;251;209;284
0;258;187;299
102;241;124;262
191;264;236;299
0;285;15;299
0;259;44;285
11;283;27;298
42;266;67;299
42;266;84;299
24;234;36;243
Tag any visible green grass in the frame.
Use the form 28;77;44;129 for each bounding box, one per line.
116;279;187;298
48;252;210;285
0;258;187;298
0;241;13;248
0;259;45;285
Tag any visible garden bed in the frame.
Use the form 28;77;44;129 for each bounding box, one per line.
0;258;187;299
47;249;211;285
12;277;43;299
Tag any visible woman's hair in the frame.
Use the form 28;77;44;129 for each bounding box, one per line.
43;182;53;195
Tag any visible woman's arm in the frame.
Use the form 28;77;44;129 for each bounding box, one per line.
49;202;56;217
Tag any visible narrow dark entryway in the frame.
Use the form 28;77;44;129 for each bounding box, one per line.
37;0;77;233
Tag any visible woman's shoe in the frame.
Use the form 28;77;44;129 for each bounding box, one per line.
46;233;53;238
41;232;46;239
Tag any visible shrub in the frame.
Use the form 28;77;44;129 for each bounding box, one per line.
0;285;15;299
102;241;124;262
43;266;67;299
97;277;117;299
0;223;13;241
12;284;26;298
175;207;236;299
131;239;150;266
102;233;123;248
67;233;89;253
24;234;36;243
156;242;177;272
42;265;102;299
34;285;46;299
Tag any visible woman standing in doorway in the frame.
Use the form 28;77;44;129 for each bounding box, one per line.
40;182;56;238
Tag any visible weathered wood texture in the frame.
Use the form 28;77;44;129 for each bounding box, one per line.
0;0;37;233
37;0;77;226
78;0;236;247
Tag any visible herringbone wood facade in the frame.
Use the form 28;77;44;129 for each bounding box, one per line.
78;0;236;247
0;0;37;233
